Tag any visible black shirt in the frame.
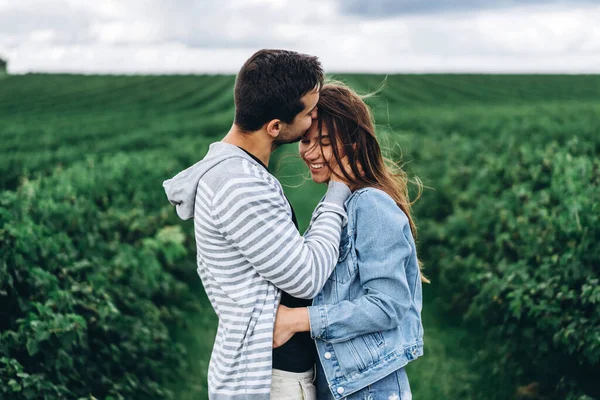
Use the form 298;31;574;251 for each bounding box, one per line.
236;147;316;372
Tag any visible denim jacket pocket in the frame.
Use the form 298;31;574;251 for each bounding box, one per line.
338;239;351;262
331;240;357;284
345;338;369;371
372;331;385;347
361;332;385;363
342;333;383;373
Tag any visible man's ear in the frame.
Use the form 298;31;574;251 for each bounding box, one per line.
266;119;281;139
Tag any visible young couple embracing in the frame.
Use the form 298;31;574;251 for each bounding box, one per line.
163;49;426;400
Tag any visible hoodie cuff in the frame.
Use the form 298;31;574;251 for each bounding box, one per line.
323;181;351;208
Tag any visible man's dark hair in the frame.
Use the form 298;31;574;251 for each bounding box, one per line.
234;49;324;132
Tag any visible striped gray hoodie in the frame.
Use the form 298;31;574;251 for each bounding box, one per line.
163;142;350;399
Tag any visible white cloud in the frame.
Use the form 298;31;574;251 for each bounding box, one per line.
5;43;256;74
473;6;596;55
0;0;598;73
90;21;162;44
29;29;57;43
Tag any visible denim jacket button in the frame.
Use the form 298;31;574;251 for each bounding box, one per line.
324;352;332;360
337;387;345;395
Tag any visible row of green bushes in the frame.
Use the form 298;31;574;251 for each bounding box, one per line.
413;137;599;399
3;74;600;192
1;153;199;399
2;74;600;399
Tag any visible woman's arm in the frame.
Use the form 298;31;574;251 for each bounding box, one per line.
274;190;415;345
309;190;414;343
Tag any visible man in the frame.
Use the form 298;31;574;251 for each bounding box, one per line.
163;49;351;399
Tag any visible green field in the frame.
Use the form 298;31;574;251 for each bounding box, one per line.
1;74;599;400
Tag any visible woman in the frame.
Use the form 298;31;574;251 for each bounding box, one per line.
273;82;428;399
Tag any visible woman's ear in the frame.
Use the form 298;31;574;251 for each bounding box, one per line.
266;119;281;139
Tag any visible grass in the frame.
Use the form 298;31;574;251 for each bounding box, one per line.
169;280;509;399
406;283;514;399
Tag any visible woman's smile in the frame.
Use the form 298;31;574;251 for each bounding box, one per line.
308;162;326;172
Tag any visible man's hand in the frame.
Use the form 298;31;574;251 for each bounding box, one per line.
273;305;310;348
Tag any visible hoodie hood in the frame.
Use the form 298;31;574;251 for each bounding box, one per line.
162;142;253;220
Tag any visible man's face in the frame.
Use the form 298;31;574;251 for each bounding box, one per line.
274;88;319;145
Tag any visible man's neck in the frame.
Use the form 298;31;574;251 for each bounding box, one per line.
222;124;272;167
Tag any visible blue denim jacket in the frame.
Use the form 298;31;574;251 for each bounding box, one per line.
308;187;424;399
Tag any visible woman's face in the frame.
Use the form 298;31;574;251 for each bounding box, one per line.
299;119;335;184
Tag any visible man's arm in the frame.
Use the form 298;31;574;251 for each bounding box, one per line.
211;171;350;299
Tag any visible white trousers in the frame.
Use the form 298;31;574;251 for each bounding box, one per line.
271;368;316;400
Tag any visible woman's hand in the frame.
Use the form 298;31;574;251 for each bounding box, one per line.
273;305;310;348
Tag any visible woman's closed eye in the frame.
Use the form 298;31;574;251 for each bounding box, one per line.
319;136;331;146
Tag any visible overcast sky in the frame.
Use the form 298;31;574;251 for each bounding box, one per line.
1;0;599;74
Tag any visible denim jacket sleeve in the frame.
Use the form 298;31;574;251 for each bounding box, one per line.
308;189;413;343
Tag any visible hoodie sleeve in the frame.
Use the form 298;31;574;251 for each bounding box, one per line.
211;171;350;299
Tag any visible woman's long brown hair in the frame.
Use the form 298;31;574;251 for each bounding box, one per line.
316;82;430;283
